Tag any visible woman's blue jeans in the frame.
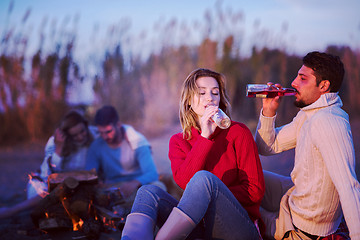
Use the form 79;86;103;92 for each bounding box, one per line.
131;170;259;240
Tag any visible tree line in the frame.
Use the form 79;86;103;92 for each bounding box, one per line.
1;3;359;145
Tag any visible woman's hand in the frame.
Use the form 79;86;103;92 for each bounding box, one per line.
200;105;218;138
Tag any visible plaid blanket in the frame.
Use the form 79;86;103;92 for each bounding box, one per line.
322;219;350;240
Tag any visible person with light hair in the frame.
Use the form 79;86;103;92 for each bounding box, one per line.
121;68;265;239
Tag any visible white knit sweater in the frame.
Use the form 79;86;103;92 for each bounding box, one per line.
255;93;360;240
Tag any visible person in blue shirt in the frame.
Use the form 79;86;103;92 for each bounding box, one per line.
86;105;162;216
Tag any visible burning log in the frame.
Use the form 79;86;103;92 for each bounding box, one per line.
30;170;132;238
31;170;102;238
31;176;82;229
93;204;125;230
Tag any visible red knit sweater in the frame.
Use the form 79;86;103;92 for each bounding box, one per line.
169;121;265;223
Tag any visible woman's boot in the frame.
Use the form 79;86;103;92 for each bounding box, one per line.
155;207;196;240
121;212;154;240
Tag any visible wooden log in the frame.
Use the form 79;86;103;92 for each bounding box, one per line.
93;205;122;221
31;176;81;228
30;170;124;236
48;169;98;192
38;217;73;231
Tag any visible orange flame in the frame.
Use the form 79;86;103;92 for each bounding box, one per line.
73;218;84;231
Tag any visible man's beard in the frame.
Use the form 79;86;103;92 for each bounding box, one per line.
106;137;117;145
106;127;122;145
294;99;310;108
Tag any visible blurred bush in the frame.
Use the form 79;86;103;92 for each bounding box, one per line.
0;2;359;145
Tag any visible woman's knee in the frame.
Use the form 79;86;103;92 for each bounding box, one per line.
137;184;166;198
189;170;221;191
192;170;217;181
132;184;167;212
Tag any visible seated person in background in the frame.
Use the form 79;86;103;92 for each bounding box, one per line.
121;68;265;240
256;51;360;239
0;110;97;218
85;105;164;217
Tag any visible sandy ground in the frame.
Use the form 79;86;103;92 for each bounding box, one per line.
0;125;182;239
0;120;359;239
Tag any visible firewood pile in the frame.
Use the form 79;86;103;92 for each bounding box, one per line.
0;171;183;239
10;170;125;240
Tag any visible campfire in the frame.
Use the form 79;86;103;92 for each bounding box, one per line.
29;170;125;239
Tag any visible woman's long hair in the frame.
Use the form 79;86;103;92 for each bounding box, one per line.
59;110;93;157
179;68;231;140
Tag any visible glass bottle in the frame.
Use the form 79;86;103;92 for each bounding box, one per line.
246;84;296;98
212;108;231;129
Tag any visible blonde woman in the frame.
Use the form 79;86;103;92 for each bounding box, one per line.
121;68;265;240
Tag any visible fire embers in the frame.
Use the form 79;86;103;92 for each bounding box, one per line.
30;170;123;239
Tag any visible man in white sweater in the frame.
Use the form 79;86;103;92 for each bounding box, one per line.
255;51;360;240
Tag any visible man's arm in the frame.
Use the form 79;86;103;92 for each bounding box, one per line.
134;146;159;185
255;109;298;155
85;141;100;171
255;90;297;155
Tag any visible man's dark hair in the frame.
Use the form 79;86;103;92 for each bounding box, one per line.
303;51;345;92
94;105;119;126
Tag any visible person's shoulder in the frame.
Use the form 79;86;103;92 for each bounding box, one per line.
122;124;133;130
89;136;105;148
169;131;187;145
226;121;254;139
313;105;349;123
123;124;148;138
170;132;184;141
229;121;251;132
88;125;98;138
310;106;350;134
123;124;137;132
